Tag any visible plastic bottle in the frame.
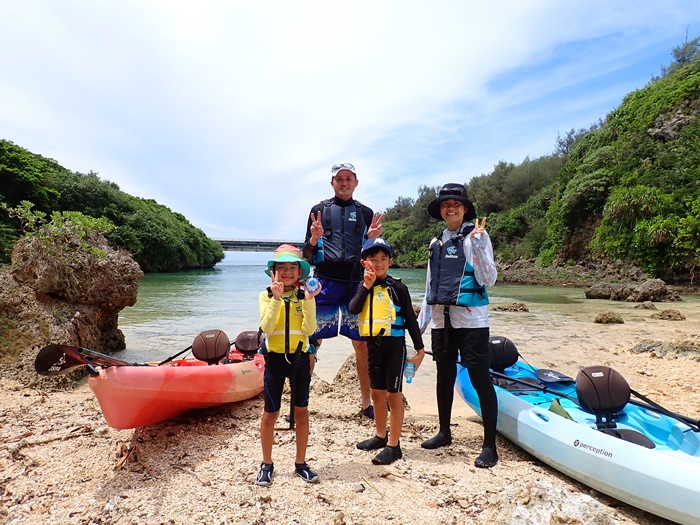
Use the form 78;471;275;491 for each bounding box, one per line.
305;277;320;294
404;347;417;383
404;361;416;383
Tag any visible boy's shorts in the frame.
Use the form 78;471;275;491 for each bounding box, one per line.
313;278;362;341
430;327;490;368
367;337;405;393
262;352;311;413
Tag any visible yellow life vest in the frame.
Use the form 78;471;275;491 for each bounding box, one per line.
359;283;403;337
266;289;308;353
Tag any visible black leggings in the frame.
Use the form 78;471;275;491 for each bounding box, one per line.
435;360;497;448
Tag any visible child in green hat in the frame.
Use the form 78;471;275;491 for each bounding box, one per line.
256;244;322;486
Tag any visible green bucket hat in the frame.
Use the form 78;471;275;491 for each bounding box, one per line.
265;244;311;280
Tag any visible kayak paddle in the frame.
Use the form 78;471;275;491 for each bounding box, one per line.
34;344;147;376
157;344;193;365
534;368;574;383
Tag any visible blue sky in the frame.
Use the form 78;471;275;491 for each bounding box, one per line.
2;1;700;242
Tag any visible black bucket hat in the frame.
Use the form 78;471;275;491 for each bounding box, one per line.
427;183;476;221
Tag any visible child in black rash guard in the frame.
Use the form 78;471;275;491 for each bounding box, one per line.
348;237;425;465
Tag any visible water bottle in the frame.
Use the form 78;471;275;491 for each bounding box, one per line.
404;361;416;383
404;346;417;383
305;277;320;294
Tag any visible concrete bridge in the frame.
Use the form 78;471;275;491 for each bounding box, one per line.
214;239;304;252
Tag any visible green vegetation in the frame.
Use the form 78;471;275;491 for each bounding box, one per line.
380;38;700;283
1;201;115;258
0;142;223;271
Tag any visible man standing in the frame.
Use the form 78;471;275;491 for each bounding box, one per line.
303;163;384;418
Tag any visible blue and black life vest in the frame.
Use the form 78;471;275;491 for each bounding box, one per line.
312;199;366;265
426;224;489;307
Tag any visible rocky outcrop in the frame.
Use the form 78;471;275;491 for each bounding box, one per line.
497;258;650;288
594;312;624;324
634;301;657;310
647;100;700;141
650;309;686;321
630;338;700;361
584;279;680;302
493;302;529;312
0;229;142;386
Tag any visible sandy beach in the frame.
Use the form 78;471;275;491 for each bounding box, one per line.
2;293;699;525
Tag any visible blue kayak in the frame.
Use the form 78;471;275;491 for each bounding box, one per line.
455;337;700;525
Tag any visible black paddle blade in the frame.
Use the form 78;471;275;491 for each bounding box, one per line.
535;368;574;383
35;345;87;376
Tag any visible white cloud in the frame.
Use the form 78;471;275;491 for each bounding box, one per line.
2;0;700;241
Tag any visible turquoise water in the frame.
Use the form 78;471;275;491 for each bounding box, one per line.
118;251;699;364
118;252;429;361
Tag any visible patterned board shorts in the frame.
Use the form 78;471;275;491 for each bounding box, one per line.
313;278;362;341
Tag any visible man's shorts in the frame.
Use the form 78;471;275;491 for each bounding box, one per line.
262;351;311;413
430;327;490;369
367;336;405;393
313;278;362;341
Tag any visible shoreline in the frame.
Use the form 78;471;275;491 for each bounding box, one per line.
2;277;700;524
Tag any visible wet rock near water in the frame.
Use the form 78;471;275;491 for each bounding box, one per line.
497;258;650;288
650;309;686;321
584;279;680;302
634;301;657;310
594;312;624;324
492;302;529;312
630;338;700;361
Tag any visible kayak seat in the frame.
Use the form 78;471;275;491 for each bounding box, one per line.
493;375;542;391
488;335;519;372
577;366;655;449
233;330;263;359
599;428;655;448
192;329;230;365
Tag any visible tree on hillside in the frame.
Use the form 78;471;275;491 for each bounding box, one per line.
381;185;442;267
468;156;562;216
0;140;224;270
660;36;700;78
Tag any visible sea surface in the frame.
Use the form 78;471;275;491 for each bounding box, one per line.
118;251;700;386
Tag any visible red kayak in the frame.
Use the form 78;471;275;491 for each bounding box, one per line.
88;351;264;429
35;329;265;430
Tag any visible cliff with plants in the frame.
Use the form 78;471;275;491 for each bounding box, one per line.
381;40;700;284
0;141;224;272
540;59;700;282
0;205;142;382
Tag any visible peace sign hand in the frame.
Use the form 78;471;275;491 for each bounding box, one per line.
361;260;376;289
309;211;323;244
470;217;487;238
367;212;384;239
270;270;284;300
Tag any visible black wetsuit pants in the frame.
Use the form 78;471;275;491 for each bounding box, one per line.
435;360;497;447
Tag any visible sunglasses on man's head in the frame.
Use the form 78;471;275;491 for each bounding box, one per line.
331;163;355;174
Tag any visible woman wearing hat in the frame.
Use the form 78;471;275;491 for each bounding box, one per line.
417;184;499;468
256;244;322;485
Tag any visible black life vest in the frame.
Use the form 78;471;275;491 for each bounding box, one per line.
312;199;366;265
426;224;489;307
